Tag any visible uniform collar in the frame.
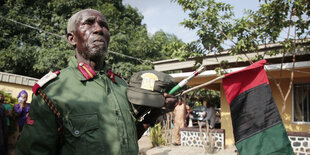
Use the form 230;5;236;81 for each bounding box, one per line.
68;57;117;82
68;57;106;81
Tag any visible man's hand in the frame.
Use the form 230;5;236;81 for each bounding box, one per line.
137;93;177;139
163;93;177;112
141;93;177;126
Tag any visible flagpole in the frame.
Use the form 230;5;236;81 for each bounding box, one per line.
181;75;225;95
168;65;206;95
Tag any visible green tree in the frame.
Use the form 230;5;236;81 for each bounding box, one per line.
173;0;309;58
0;0;184;81
150;30;184;60
187;89;220;108
173;0;310;111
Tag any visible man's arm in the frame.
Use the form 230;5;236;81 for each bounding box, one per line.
136;108;163;139
0;105;7;147
16;95;59;155
136;93;177;139
205;108;212;120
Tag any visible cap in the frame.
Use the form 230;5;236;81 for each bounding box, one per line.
127;70;175;108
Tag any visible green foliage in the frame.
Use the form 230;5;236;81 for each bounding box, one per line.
173;0;234;55
0;0;184;80
173;0;310;65
0;91;18;108
150;124;165;147
214;60;230;76
187;89;220;108
193;101;203;107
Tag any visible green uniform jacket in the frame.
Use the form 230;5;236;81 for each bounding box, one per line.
16;57;139;155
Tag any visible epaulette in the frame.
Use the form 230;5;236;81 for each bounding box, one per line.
107;68;122;83
31;71;64;147
32;71;60;95
78;61;96;80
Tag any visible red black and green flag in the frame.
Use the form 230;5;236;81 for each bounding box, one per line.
223;60;294;155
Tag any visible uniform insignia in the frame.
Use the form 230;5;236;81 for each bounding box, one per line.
107;69;121;82
78;61;96;80
140;73;158;91
32;71;60;95
27;116;34;125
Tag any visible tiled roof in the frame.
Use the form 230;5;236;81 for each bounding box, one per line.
0;72;38;86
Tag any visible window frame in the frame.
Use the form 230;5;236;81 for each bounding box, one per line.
292;83;310;125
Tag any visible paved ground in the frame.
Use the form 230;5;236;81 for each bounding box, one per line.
138;135;238;155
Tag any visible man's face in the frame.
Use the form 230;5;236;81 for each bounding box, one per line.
74;10;110;60
0;94;4;103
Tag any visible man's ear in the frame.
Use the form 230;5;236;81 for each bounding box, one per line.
67;32;76;46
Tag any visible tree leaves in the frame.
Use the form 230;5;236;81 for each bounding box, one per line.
174;0;310;63
0;0;184;80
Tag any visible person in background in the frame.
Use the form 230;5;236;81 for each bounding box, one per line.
0;93;10;155
0;98;8;155
173;97;191;146
0;93;12;129
14;90;30;133
202;103;216;129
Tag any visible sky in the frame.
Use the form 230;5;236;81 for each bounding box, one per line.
122;0;260;43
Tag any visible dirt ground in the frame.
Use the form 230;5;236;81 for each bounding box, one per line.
138;135;238;155
10;134;237;155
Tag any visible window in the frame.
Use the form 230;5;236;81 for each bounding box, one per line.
293;83;310;123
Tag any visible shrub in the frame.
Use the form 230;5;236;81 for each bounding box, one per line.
150;124;165;147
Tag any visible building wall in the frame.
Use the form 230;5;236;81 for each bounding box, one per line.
0;81;34;102
271;77;310;133
220;84;235;146
220;77;310;147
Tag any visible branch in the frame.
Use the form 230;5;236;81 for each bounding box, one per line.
279;9;294;85
282;16;297;113
282;47;296;113
213;48;224;74
181;75;225;95
217;27;253;64
284;69;310;75
266;71;285;100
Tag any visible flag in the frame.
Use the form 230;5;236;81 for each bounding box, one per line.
222;60;294;155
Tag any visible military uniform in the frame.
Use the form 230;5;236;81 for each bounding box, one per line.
16;57;138;155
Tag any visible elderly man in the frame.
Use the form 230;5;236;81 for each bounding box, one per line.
16;9;176;155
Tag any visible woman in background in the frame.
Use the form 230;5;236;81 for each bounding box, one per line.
14;90;30;133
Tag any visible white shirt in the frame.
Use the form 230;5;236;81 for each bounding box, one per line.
204;106;216;128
